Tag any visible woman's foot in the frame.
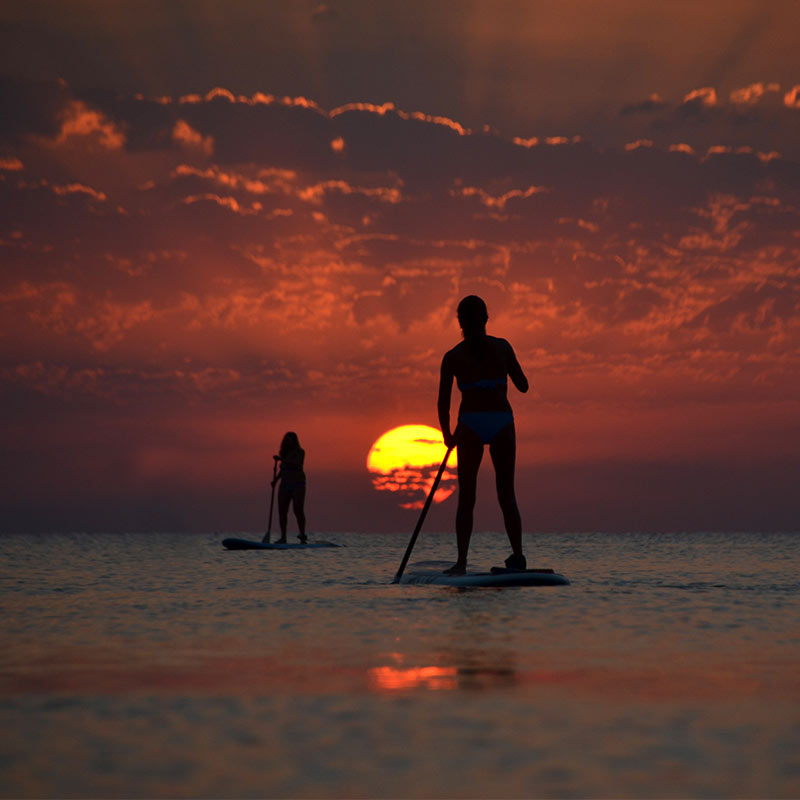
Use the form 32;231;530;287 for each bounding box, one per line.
274;537;287;544
443;562;467;576
504;552;527;571
298;534;308;543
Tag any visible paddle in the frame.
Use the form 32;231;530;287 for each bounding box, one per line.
261;456;280;543
392;444;454;584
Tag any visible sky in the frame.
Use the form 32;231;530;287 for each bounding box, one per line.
1;0;799;533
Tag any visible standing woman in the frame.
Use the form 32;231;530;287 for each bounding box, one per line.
273;431;308;544
438;296;529;575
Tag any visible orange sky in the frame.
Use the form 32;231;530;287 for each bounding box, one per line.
1;2;799;532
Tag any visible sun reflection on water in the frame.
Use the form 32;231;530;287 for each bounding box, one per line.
367;665;458;691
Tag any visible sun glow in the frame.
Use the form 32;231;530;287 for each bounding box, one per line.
366;424;457;509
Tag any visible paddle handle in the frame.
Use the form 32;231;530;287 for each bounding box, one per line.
392;445;454;584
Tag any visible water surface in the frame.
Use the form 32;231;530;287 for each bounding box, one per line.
1;531;799;798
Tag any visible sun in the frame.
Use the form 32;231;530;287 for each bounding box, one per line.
367;424;458;509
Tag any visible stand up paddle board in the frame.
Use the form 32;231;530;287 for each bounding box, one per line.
222;537;340;550
399;566;569;587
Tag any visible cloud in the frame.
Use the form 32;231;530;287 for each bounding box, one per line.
0;156;24;170
682;86;718;108
450;184;549;210
619;93;667;115
172;120;214;157
0;75;71;143
54;100;125;149
624;139;654;151
729;82;780;105
50;182;107;201
785;85;800;109
2;76;800;531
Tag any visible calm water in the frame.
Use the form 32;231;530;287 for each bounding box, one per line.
1;531;799;799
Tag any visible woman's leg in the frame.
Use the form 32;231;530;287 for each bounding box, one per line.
276;486;290;542
292;484;307;540
453;426;483;569
489;423;523;558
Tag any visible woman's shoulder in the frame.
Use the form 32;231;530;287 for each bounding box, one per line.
442;341;466;363
487;335;514;352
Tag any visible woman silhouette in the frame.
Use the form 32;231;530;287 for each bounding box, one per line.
438;296;529;575
273;431;307;544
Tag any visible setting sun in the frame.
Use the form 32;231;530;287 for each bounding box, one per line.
366;425;457;509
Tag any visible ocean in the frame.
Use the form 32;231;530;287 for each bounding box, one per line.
1;530;798;798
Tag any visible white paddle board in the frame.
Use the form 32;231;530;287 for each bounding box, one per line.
399;566;569;587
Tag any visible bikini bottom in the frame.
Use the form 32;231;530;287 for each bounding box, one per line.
457;411;514;445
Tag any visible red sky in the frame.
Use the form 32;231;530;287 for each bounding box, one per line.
1;1;799;533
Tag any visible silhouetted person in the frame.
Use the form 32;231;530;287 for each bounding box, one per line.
273;431;307;543
438;295;529;575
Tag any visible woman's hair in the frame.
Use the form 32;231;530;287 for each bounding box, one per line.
280;431;300;458
457;295;488;341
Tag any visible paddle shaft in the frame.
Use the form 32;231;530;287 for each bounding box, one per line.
392;445;454;583
263;457;279;543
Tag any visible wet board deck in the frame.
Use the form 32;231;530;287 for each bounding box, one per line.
398;567;569;587
222;537;340;550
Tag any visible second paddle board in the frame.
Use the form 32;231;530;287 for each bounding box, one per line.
222;537;340;550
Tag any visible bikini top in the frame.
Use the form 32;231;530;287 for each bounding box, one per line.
457;377;508;392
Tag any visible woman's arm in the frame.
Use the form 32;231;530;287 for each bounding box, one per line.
271;455;282;487
506;341;529;393
437;353;456;448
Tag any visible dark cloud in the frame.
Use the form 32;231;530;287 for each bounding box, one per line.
0;75;70;143
619;93;668;115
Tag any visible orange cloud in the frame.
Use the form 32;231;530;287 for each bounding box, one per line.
453;184;548;210
172;120;214;157
51;182;107;201
182;193;261;215
331;99;471;134
729;82;780;105
0;156;23;170
171;164;400;206
173;164;297;195
55;100;125;149
682;87;718;107
511;136;539;148
297;180;402;205
784;85;800;109
624;139;654;151
74;299;158;351
171;90;474;138
177;87;325;113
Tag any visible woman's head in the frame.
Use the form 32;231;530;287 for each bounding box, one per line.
280;431;300;456
457;295;488;340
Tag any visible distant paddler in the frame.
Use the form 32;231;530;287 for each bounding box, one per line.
264;431;308;544
438;295;529;575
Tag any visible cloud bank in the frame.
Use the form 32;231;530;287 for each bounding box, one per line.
1;76;799;531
